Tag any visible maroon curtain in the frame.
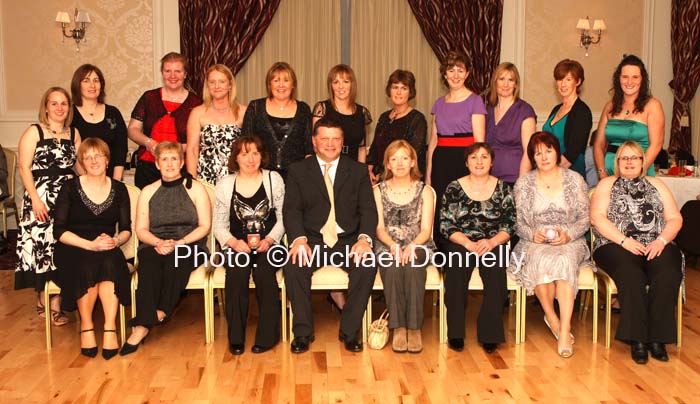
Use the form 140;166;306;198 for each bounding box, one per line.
669;0;700;153
407;0;503;95
179;0;281;96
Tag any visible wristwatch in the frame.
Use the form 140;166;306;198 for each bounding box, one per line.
358;234;373;247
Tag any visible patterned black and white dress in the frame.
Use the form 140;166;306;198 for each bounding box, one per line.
15;124;77;291
197;123;241;185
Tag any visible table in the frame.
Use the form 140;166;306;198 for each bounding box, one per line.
658;175;700;208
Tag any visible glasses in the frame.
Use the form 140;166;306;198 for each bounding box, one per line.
83;154;105;162
618;155;642;162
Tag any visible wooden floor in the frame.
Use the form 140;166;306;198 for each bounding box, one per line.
1;264;700;404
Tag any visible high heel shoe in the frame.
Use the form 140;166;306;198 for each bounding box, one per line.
119;328;149;356
326;294;342;313
544;316;575;345
557;332;574;358
80;329;98;358
102;330;119;360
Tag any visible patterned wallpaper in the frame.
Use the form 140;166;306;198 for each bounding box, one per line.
524;0;643;121
1;0;154;121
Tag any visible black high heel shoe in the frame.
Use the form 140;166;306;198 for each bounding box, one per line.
102;330;119;360
80;329;98;358
119;328;150;356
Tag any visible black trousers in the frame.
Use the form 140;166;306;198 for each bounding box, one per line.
593;243;683;343
135;161;160;189
442;243;507;343
283;237;376;338
225;250;280;347
130;246;197;327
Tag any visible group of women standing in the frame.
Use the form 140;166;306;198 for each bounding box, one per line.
13;50;681;364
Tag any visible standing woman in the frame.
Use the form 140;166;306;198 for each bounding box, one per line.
186;64;246;184
594;55;664;178
367;70;428;183
374;140;435;353
15;87;81;326
242;62;312;179
440;142;515;354
542;59;592;178
485;62;537;184
312;64;372;162
120;142;211;355
214;136;284;355
52;138;131;359
426;51;486;239
70;64;128;180
128;52;202;189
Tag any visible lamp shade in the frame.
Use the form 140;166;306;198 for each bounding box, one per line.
55;11;71;23
592;19;606;31
75;11;91;23
576;18;590;30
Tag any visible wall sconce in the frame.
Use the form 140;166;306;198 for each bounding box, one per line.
56;8;91;52
576;16;606;56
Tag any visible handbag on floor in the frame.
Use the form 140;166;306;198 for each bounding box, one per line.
367;309;390;350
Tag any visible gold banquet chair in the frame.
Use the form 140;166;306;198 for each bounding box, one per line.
288;265;370;342
368;265;445;343
130;181;216;344
208;265;288;342
44;181;139;350
1;148;19;237
519;263;598;343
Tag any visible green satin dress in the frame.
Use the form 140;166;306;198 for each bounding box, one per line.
604;119;655;176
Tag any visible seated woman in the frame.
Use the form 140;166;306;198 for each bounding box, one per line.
52;138;131;359
214;135;284;355
373;140;435;353
440;142;515;354
120;141;211;356
591;141;683;364
508;132;590;358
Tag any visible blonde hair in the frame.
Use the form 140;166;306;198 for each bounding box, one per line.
382;140;422;181
154;141;184;161
487;62;521;106
202;64;240;120
38;87;73;127
614;141;647;177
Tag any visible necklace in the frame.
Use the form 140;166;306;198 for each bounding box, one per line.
468;176;490;195
625;109;631;116
45;124;67;145
272;99;291;111
537;173;559;189
389;106;410;122
387;181;414;197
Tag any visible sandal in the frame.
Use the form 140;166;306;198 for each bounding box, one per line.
51;310;69;326
36;301;46;319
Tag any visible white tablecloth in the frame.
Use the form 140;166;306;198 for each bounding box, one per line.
658;175;700;208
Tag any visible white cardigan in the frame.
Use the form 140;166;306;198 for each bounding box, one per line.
213;169;285;247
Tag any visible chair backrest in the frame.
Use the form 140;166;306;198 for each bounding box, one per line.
3;148;16;199
120;182;140;261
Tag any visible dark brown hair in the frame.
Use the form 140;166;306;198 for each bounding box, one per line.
526;131;561;168
228;135;269;173
439;51;470;88
71;64;106;106
265;62;298;100
384;69;417;100
313;115;344;137
464;142;495;162
327;64;357;109
610;54;651;116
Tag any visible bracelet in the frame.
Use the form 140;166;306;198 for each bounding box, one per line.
620;236;627;246
597;168;605;174
145;138;153;146
657;236;668;246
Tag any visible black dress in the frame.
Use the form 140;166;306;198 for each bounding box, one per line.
52;178;131;312
367;109;427;176
71;105;128;177
242;98;312;178
312;100;372;161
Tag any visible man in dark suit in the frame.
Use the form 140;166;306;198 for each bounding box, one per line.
283;116;377;353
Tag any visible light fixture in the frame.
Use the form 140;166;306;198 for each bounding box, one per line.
56;8;91;52
576;16;606;56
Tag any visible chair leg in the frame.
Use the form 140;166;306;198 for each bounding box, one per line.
605;289;612;348
2;209;7;238
130;273;137;320
366;295;373;341
281;282;287;342
592;279;598;344
677;287;683;348
514;287;522;344
289;308;294;341
45;286;52;350
520;288;527;343
439;282;446;343
119;304;126;347
432;290;438;306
